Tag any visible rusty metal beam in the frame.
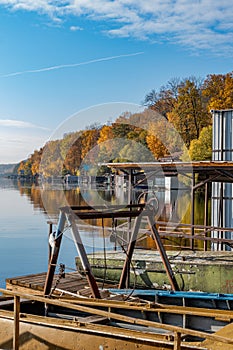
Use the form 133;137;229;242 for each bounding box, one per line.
69;204;145;211
147;212;180;291
44;211;66;296
64;208;101;299
119;214;143;289
119;207;179;291
69;210;142;220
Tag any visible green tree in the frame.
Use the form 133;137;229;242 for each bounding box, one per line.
189;126;212;161
118;141;154;162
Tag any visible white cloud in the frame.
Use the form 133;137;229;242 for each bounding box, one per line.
0;0;233;55
0;119;51;163
0;119;49;130
0;134;47;163
70;25;83;31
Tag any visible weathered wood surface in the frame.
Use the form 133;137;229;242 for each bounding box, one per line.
1;288;233;350
5;271;117;298
6;271;92;296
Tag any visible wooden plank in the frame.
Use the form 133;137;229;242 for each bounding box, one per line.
6;271;84;290
78;315;108;324
174;332;181;350
201;322;233;349
13;295;20;350
6;272;47;283
2;287;233;347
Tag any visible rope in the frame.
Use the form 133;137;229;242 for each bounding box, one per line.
49;263;66;297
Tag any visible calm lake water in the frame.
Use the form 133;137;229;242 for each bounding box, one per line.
0;178;119;289
0;177;206;289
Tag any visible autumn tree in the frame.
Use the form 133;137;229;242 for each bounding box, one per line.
98;125;114;143
63;140;82;175
81;128;100;163
17;161;27;175
39;140;63;177
202;72;233;110
30;148;43;175
61;132;82;175
146;131;168;159
168;78;210;147
96;125;116;164
144;78;182;118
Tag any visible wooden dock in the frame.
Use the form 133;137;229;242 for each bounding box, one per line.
5;271;109;297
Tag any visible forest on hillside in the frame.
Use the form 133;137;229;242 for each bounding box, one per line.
16;72;233;177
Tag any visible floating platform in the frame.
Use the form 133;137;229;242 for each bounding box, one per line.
5;271;117;298
76;249;233;293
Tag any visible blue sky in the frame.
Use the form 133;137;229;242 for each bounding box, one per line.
0;0;233;163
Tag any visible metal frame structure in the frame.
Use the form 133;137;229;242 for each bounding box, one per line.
105;161;233;250
44;204;180;297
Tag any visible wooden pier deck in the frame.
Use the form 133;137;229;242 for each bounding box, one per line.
5;271;107;297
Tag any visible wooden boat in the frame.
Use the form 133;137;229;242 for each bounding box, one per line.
2;205;233;349
108;288;233;310
2;272;233;350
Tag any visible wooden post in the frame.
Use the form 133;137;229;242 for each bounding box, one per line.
173;332;181;350
13;295;20;350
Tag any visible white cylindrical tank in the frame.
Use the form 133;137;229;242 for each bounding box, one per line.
212;109;233;251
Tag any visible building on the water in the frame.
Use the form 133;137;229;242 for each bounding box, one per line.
212;109;233;250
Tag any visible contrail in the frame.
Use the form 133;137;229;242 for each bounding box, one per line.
1;52;144;78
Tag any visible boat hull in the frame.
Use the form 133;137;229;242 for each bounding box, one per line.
0;309;201;350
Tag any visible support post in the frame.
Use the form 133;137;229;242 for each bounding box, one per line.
13;295;20;350
65;209;101;299
204;182;209;251
220;183;224;250
44;210;66;296
126;169;133;288
173;332;181;350
147;212;180;291
191;176;195;250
